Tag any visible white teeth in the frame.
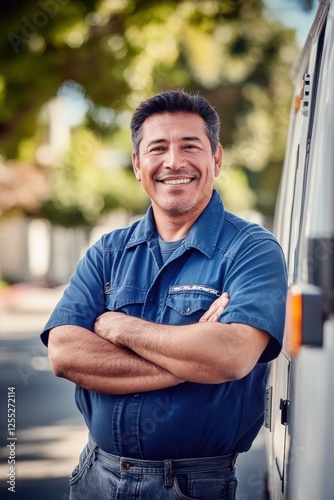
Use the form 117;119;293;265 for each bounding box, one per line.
163;179;192;185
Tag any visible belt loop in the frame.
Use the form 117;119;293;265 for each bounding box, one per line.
87;444;98;468
231;453;238;469
164;459;173;487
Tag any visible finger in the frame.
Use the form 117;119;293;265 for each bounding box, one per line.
220;293;229;309
199;292;229;322
202;297;221;321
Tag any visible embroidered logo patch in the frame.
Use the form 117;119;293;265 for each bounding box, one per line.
169;284;221;297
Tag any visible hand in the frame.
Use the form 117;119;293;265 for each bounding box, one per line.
199;292;229;322
94;292;230;346
94;311;129;345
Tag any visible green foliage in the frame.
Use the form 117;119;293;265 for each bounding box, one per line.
39;128;148;226
0;0;299;224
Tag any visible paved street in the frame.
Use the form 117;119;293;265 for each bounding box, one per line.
0;286;87;500
0;285;268;499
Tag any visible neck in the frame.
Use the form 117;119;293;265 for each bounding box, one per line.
152;205;204;242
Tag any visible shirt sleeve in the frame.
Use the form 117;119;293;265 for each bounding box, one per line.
219;236;288;363
40;239;106;346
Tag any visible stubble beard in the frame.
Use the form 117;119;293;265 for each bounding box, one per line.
157;191;197;215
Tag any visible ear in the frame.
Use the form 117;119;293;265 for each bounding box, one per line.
132;152;141;181
213;144;223;178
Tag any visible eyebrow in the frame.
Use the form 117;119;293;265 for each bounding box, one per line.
146;136;202;148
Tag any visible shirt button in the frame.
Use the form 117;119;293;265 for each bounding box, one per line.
122;461;131;470
150;297;156;304
133;393;139;398
184;306;191;313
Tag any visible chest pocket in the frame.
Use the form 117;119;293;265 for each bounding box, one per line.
166;285;221;321
105;286;147;316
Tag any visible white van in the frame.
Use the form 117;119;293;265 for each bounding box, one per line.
265;0;334;498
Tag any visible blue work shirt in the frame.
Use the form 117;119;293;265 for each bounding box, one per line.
41;190;287;459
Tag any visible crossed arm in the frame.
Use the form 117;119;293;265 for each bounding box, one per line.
48;293;270;394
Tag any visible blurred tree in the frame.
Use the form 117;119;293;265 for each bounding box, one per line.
0;0;298;224
39;127;148;226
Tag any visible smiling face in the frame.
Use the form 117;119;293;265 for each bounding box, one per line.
132;112;222;222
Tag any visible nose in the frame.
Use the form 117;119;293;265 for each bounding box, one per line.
164;145;186;170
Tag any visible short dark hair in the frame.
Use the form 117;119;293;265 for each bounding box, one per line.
130;89;221;156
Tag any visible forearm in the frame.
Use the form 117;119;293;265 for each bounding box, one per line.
94;313;270;384
106;319;237;383
48;325;183;394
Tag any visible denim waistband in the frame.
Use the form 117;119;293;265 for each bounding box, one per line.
88;434;238;479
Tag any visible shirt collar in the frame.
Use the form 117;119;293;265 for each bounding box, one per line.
126;190;225;259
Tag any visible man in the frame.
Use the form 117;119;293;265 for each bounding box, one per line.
41;89;287;500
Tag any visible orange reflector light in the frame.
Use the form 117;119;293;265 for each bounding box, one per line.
287;287;302;356
294;95;301;112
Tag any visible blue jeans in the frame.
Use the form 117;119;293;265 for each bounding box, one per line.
69;435;238;500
